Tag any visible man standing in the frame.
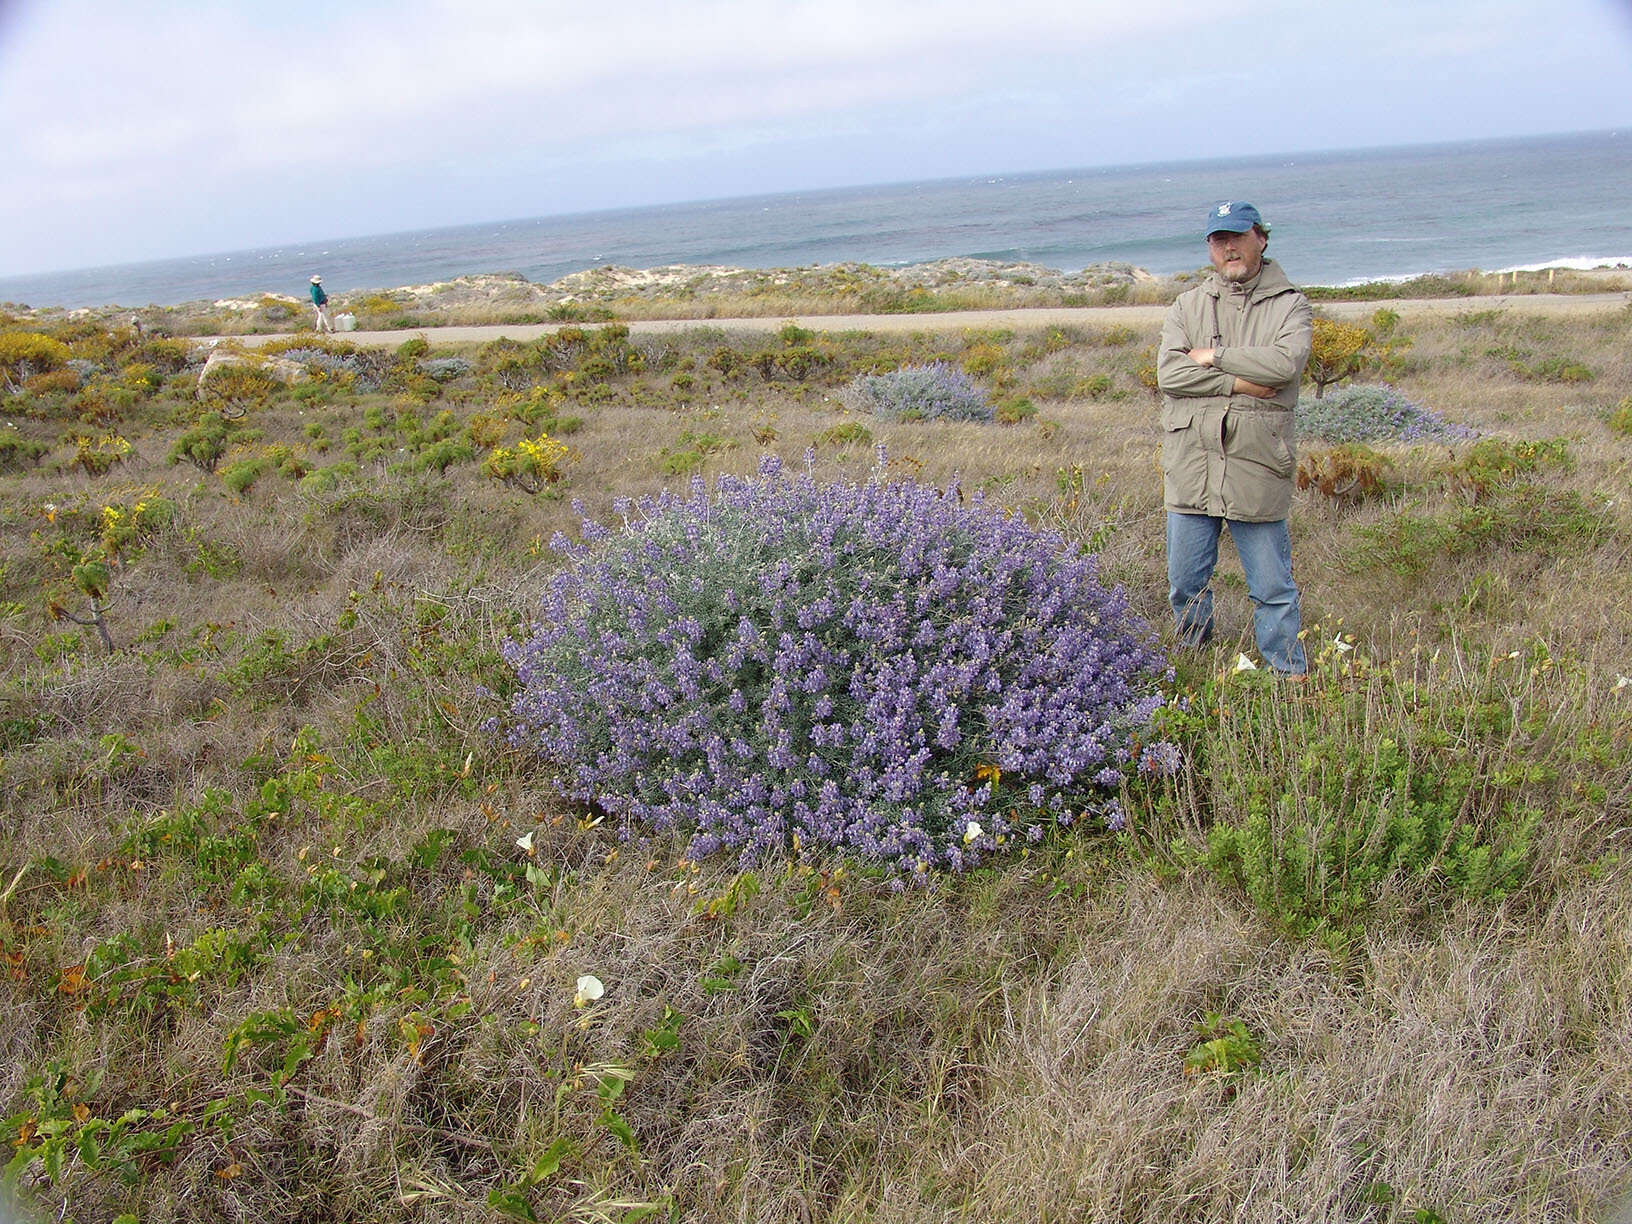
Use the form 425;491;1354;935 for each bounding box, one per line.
309;275;333;333
1156;201;1312;675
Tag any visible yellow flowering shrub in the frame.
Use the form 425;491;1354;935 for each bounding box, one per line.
1306;317;1373;398
483;433;575;494
99;492;178;558
72;434;132;476
0;331;71;389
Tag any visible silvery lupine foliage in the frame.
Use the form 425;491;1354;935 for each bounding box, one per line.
1295;383;1477;445
504;452;1177;884
418;356;473;383
842;362;993;422
279;348;379;392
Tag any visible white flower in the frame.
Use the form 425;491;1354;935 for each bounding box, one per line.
1234;654;1258;672
574;975;604;1008
1331;637;1354;654
1615;675;1631;692
515;831;535;854
962;821;983;845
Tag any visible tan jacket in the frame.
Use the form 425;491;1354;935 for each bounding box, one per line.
1156;259;1312;521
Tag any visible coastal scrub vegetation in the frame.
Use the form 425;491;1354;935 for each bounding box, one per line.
17;257;1628;340
0;294;1628;1223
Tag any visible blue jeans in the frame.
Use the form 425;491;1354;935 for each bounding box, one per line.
1167;511;1307;674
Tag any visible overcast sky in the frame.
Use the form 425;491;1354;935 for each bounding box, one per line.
2;0;1630;278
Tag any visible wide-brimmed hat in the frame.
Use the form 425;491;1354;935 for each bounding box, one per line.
1204;201;1265;237
311;275;322;283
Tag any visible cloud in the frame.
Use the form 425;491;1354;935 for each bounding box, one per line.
2;0;1631;275
6;1;1228;173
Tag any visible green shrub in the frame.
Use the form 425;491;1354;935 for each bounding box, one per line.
814;421;873;447
707;347;748;379
137;338;191;374
419;438;475;474
298;465;350;494
555;324;643;382
289;381;334;407
509;385;565;427
676;429;733;455
1608;396;1632;437
0;426;47;472
403;407;460;450
659;448;706;475
1524;356;1594;384
220;457;270;496
961;342;1007;378
1078;373;1114;400
750;345;836;383
1185;1013;1261;1078
169;418;235;473
994;396;1037;425
1448;436;1572;499
1354;485;1602;576
1172;663;1544;950
477;338;541;391
658;429;735;473
268;445;309;481
578;354;617;385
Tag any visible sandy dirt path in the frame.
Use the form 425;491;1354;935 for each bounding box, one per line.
220;291;1628;349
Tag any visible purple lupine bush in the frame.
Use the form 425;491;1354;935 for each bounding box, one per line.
1295;382;1477;445
842;362;993;422
503;453;1175;883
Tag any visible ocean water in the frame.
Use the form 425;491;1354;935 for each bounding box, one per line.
4;130;1628;310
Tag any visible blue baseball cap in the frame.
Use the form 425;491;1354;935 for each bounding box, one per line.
1205;201;1265;237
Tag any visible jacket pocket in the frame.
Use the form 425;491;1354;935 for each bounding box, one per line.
1231;409;1296;481
1159;399;1207;511
1160;401;1196;432
1220;409;1296;519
